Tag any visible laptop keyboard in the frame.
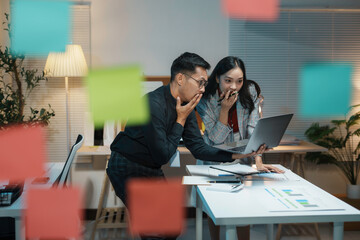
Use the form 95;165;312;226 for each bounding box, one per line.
228;145;247;153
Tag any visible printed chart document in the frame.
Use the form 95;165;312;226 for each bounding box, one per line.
263;187;345;212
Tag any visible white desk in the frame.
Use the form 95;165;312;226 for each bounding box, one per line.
186;165;360;240
0;162;64;240
77;145;111;156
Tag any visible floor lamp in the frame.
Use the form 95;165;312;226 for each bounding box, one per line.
44;44;88;154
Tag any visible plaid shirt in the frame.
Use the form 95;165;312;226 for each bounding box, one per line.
196;84;261;164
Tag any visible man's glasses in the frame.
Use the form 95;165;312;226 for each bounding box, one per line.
182;72;208;88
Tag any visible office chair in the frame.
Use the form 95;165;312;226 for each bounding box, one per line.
53;134;84;188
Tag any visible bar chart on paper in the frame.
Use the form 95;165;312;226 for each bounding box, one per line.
263;187;345;212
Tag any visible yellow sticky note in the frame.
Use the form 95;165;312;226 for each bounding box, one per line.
85;66;150;127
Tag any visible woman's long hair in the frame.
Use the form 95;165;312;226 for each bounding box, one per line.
204;56;255;113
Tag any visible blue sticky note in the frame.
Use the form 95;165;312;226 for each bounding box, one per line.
11;0;71;55
299;63;352;117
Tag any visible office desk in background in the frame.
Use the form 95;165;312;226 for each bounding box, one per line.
78;140;327;177
270;141;327;177
186;164;360;240
0;162;64;240
78;140;326;157
77;145;111;156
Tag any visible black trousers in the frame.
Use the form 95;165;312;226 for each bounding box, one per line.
106;151;177;240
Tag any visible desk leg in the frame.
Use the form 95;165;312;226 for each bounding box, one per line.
196;189;203;240
225;225;237;240
15;218;25;240
266;224;274;240
298;153;306;178
333;222;344;240
289;153;296;172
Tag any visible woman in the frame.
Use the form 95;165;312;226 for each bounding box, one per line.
196;56;283;240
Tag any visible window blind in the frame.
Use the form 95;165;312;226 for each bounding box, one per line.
229;10;360;139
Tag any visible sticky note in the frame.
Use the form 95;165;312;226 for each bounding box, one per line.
299;63;352;117
86;65;150;128
222;0;279;22
25;187;83;239
11;0;71;55
0;125;46;181
127;178;185;236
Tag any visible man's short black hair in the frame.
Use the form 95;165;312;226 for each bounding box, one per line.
170;52;210;82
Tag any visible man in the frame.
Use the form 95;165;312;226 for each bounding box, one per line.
106;52;265;239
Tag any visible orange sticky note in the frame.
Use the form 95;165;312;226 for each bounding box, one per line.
127;178;185;237
25;187;83;239
0;125;46;181
222;0;279;22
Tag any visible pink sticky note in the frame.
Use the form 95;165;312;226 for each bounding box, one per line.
222;0;279;22
25;187;83;239
0;125;46;181
127;178;185;237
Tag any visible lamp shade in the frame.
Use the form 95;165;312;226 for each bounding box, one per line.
44;44;88;77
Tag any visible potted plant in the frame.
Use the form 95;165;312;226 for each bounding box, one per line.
0;13;55;129
0;13;55;207
305;104;360;199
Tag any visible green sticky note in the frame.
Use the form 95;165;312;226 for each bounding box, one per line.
299;63;352;117
11;0;71;55
86;66;150;127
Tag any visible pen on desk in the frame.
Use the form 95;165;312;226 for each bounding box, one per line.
210;166;239;176
207;180;241;183
217;91;239;103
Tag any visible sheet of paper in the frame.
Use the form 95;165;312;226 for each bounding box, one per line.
182;176;240;185
206;184;244;193
182;176;212;185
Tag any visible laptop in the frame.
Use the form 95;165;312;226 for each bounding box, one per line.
214;114;293;154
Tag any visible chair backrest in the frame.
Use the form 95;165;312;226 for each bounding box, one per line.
53;134;84;188
248;79;264;117
142;81;163;96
